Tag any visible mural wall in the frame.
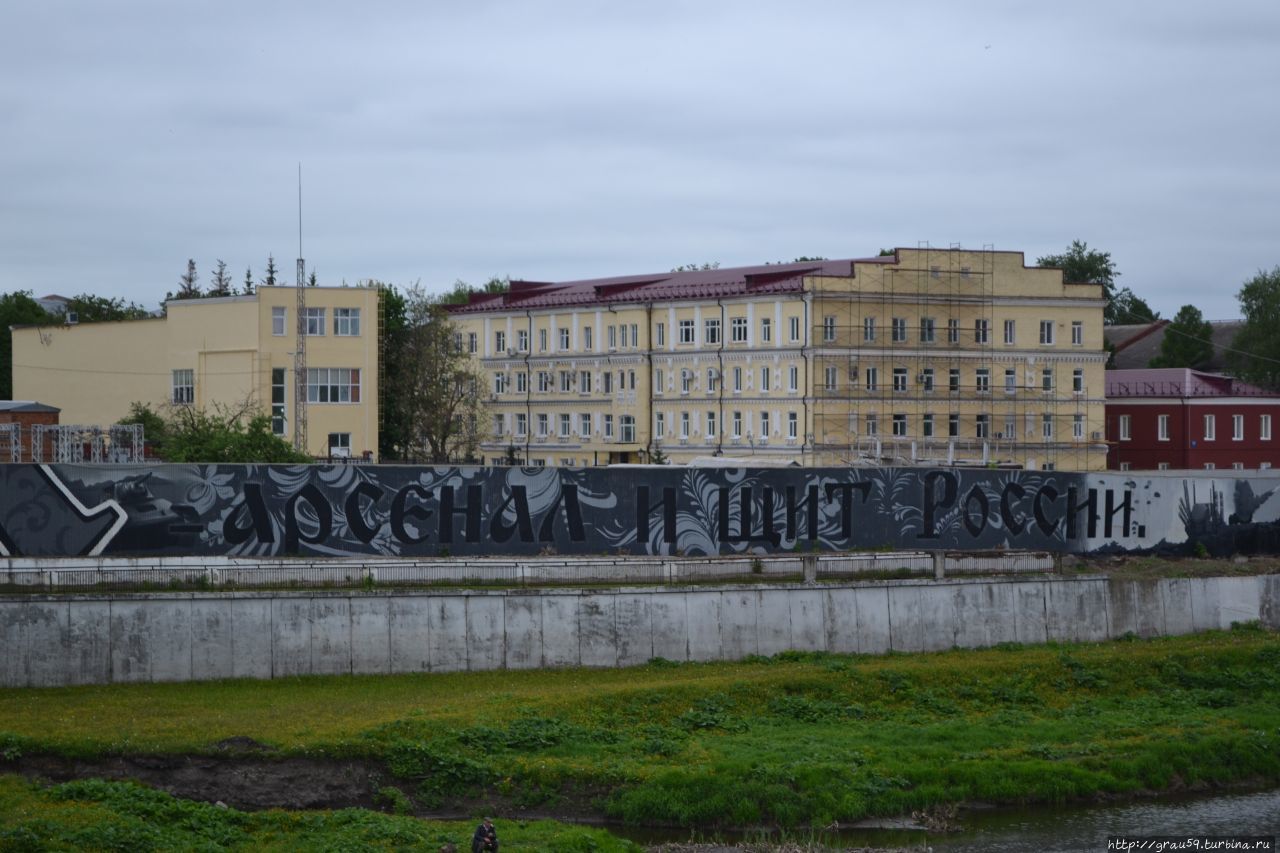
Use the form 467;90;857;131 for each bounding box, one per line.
2;463;1279;558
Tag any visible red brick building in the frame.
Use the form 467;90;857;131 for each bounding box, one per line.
0;401;60;463
1105;369;1280;471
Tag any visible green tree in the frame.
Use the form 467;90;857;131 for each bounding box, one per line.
261;255;279;288
209;260;233;297
648;443;669;464
0;291;56;398
170;259;201;301
670;262;720;272
242;267;255;295
136;401;310;462
440;276;510;306
376;283;411;460
63;294;151;322
1149;305;1214;368
1037;240;1154;325
116;401;170;458
307;270;318;287
1227;266;1280;389
382;285;488;463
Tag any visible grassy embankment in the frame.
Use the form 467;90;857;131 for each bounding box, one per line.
3;626;1280;839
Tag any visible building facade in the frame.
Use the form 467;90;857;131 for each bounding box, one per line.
449;248;1108;470
11;286;381;459
1105;369;1280;471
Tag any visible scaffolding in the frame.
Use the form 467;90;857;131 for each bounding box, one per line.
811;245;1097;471
1;423;19;463
30;424;145;464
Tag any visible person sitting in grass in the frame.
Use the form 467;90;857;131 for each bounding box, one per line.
471;816;498;852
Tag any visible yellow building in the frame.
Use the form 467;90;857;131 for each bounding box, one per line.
11;285;381;459
449;248;1107;471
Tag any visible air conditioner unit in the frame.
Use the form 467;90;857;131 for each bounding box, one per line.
916;373;926;383
1091;431;1102;440
995;432;1004;439
65;312;78;325
506;348;516;357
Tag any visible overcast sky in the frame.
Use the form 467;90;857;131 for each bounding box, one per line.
2;1;1277;321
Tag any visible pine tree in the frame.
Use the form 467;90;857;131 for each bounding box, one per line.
175;259;201;300
1149;305;1213;368
307;270;318;287
209;259;233;297
242;267;255;295
261;255;278;288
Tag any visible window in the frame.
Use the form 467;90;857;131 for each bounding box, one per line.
865;367;878;392
629;324;638;347
976;414;989;439
863;317;876;342
559;328;570;350
334;308;360;336
678;320;695;344
787;365;798;392
620;415;636;443
537;413;549;437
453;332;463;353
732;411;742;439
1004;368;1017;394
653;368;663;394
865;413;877;436
947;319;960;343
705;318;722;345
891;317;907;342
974;319;989;344
1264;414;1273;441
1072;321;1083;346
515;329;529;352
305;307;326;336
1233;414;1244;440
733;367;743;392
560;371;573;392
604;415;614;439
760;366;771;392
824;365;838;392
823;316;837;342
172;368;194;405
1204;463;1216;470
707;368;720;392
1159;414;1170;441
603;371;613;393
492;414;505;437
949;368;960;393
679;411;690;440
468;333;477;353
1003;319;1015;345
680;370;692;394
1041;368;1054;392
976;368;990;393
948;414;960;437
787;411;797;439
655;412;666;438
1042;413;1053;439
706;411;717;439
892;414;907;436
1039;320;1054;345
583;326;593;351
515;413;528;436
495;330;506;353
1003;415;1015;439
1158;462;1170;470
760;411;770;437
580;370;592;393
893;367;908;392
515;372;526;393
1073;368;1084;394
922;368;934;392
920;317;935;343
1233;462;1245;470
1204;414;1216;441
923;414;934;437
730;317;748;343
538;371;552;392
270;368;286;434
655;323;665;347
1119;414;1131;441
307;368;361;403
1120;462;1131;471
559;413;571;438
327;433;351;456
789;316;801;342
760;317;772;343
272;306;286;336
580;413;591;437
1073;414;1084;440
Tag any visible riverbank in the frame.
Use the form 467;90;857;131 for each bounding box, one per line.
4;625;1280;834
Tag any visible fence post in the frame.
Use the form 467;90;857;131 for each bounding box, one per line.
932;551;945;580
802;553;817;584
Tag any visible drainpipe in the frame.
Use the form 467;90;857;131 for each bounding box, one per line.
801;289;811;466
716;298;726;456
644;302;654;461
524;310;533;465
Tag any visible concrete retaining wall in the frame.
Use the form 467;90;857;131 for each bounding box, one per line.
2;575;1276;687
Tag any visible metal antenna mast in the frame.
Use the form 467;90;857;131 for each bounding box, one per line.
293;163;308;454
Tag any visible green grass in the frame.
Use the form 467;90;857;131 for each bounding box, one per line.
0;775;638;852
3;626;1280;829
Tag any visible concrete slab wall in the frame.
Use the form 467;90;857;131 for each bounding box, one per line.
2;574;1275;687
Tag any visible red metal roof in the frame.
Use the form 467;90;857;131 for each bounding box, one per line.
447;259;868;314
1105;368;1275;399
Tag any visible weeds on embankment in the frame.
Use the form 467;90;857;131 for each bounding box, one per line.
3;625;1280;831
